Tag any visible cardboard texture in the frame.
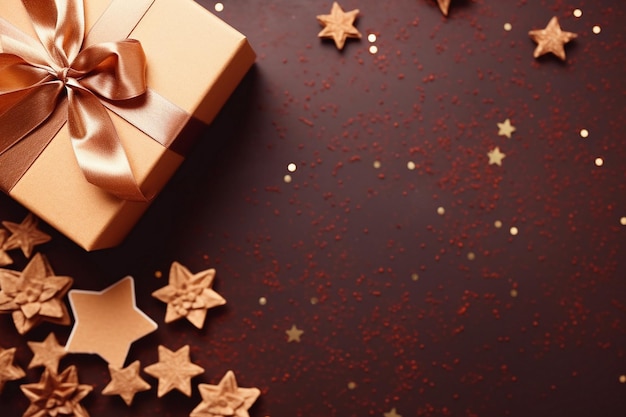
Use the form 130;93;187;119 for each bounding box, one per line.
0;0;256;250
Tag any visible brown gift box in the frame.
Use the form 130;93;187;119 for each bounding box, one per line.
0;0;255;250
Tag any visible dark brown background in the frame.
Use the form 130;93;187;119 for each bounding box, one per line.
1;0;625;416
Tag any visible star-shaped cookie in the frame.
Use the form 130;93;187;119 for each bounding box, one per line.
0;347;25;393
190;370;261;417
152;262;226;329
27;333;67;372
21;366;92;417
144;345;204;397
65;277;158;367
2;213;51;258
317;2;361;50
0;253;73;334
102;360;151;406
0;230;13;267
435;0;451;16
529;16;577;61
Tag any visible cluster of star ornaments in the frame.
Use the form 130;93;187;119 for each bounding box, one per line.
0;221;260;416
317;2;577;61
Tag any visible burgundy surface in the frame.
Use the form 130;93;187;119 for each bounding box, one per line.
1;1;625;416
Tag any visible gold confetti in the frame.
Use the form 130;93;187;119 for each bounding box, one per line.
497;119;516;138
285;325;304;342
487;147;506;166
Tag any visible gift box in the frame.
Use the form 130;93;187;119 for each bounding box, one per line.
0;0;255;250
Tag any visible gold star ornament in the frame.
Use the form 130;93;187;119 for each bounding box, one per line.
487;147;506;166
152;262;226;329
190;370;261;417
144;345;204;397
21;366;92;417
27;333;67;372
529;16;577;61
0;347;25;393
0;253;73;334
435;0;451;16
2;213;51;258
497;119;516;138
65;277;158;367
102;360;151;406
317;2;362;50
286;324;304;342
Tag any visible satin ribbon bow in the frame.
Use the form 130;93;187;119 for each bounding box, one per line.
0;0;150;201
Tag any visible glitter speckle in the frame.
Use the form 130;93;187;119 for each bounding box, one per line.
287;163;297;172
437;207;445;216
369;45;378;54
619;375;626;384
580;129;589;138
504;23;512;31
510;289;518;298
214;2;224;12
411;273;419;281
494;220;503;229
310;297;319;305
573;9;582;18
347;381;357;389
407;161;416;170
154;270;162;278
259;297;267;306
284;174;292;183
620;217;626;226
595;158;604;167
467;252;476;261
373;161;381;169
592;25;601;34
367;34;377;42
510;227;519;236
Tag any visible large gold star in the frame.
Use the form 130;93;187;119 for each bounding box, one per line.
497;119;516;138
0;253;73;334
436;0;451;16
0;230;13;267
285;324;304;342
65;277;158;367
21;366;92;417
529;16;577;61
152;262;225;329
317;2;362;50
102;360;151;406
27;333;67;372
0;347;25;393
2;213;51;259
487;147;506;166
190;370;261;417
144;345;204;397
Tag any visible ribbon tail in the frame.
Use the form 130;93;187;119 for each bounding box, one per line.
66;86;150;201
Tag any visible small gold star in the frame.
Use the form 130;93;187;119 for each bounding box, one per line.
529;16;577;61
27;333;66;372
2;213;51;259
436;0;451;16
285;324;304;342
487;147;506;166
497;119;516;138
102;360;151;406
384;407;402;417
317;2;362;50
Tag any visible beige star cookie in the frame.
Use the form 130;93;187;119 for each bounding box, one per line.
144;345;204;397
102;360;151;406
317;2;361;50
2;213;51;259
529;16;577;61
27;333;66;372
190;370;261;417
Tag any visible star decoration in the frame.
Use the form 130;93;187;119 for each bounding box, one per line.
529;16;577;61
2;213;51;258
0;347;25;393
144;345;204;397
21;366;92;417
286;324;304;342
102;360;151;406
190;370;261;417
497;118;516;138
65;276;158;367
487;147;506;166
0;253;73;334
317;2;361;50
435;0;451;16
27;333;66;372
152;262;226;329
384;408;402;417
0;230;13;267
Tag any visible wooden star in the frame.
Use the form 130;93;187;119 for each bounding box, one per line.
27;333;66;372
102;360;151;406
65;277;158;367
317;2;362;50
497;119;516;138
436;0;451;16
0;347;25;393
285;324;304;342
487;147;506;166
384;408;402;417
190;370;261;417
2;213;51;259
0;230;13;267
529;16;577;61
144;345;204;397
0;253;73;334
152;262;225;329
21;365;92;417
